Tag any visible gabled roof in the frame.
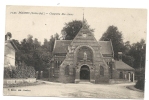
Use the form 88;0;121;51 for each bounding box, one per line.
115;60;135;70
53;40;113;55
53;40;72;54
98;41;113;55
5;40;19;51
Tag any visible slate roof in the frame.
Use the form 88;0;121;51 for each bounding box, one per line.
115;60;135;70
53;40;72;54
5;40;19;51
53;40;113;55
98;41;113;55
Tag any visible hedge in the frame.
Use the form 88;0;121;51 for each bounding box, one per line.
135;77;145;91
4;64;35;79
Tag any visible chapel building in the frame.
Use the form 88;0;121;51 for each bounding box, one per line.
49;20;135;84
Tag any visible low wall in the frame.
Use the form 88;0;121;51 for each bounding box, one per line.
109;79;131;84
4;78;36;85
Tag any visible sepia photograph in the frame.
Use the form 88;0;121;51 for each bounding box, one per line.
3;5;147;99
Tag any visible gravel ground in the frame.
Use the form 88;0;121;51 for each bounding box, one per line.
3;81;144;99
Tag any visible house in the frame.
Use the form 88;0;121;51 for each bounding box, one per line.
48;20;135;83
4;34;18;69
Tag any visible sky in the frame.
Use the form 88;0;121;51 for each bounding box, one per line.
5;6;147;44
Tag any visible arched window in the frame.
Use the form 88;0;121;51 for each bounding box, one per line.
100;66;104;76
65;65;69;75
119;72;123;79
77;46;93;62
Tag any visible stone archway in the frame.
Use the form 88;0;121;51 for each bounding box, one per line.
74;45;95;65
74;45;96;83
80;65;90;80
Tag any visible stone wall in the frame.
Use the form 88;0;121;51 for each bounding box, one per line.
109;79;130;84
112;69;135;82
4;78;36;85
58;65;75;83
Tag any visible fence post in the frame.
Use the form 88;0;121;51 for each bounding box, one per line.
40;71;43;79
36;71;38;79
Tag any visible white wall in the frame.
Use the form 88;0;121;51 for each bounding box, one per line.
4;42;16;67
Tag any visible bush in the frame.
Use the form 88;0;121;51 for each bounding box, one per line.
14;65;35;78
43;69;49;78
4;67;11;79
135;78;145;91
4;64;35;79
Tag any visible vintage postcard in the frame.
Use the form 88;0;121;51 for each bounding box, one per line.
3;5;147;99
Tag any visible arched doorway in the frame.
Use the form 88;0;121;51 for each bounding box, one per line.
80;65;90;80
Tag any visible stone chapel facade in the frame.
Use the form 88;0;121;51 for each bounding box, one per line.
49;21;135;84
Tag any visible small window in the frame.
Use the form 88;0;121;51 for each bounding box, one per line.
65;65;69;75
107;62;109;65
100;66;104;76
82;33;87;37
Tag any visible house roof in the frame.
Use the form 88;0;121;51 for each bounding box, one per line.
53;40;113;55
98;41;113;55
115;60;135;70
5;40;19;51
53;40;72;54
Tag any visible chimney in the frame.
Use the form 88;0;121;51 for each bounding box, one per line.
118;52;122;61
5;34;11;41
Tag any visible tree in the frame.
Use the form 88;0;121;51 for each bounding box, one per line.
61;19;94;40
124;41;131;54
128;39;146;69
54;33;60;40
33;38;41;50
5;32;12;40
122;54;134;67
43;39;49;49
17;35;39;69
100;25;124;59
47;33;60;52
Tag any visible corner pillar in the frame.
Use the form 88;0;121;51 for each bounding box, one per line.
128;73;131;82
75;68;80;83
90;68;95;83
132;73;135;82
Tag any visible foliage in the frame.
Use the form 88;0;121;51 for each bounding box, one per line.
122;54;134;67
100;25;124;59
61;19;94;40
14;33;59;72
127;39;146;69
4;64;35;79
5;32;12;40
14;63;35;78
4;67;11;79
135;78;145;91
43;69;49;78
100;26;146;70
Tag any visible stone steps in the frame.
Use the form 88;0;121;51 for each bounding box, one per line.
78;80;92;84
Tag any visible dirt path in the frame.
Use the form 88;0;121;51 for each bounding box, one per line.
3;81;144;99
